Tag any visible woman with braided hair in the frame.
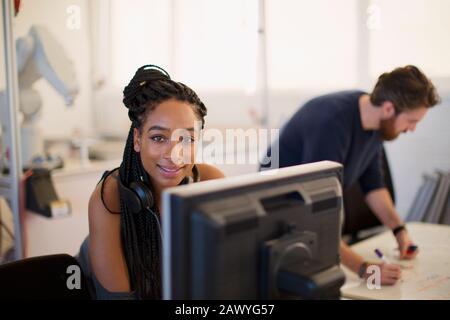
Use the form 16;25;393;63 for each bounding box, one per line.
77;65;224;299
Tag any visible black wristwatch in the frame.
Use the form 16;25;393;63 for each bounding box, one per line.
392;224;406;236
358;261;369;279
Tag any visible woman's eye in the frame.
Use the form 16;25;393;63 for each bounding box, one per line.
151;135;166;143
182;136;195;143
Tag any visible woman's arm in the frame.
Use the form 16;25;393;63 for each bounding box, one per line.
88;176;131;292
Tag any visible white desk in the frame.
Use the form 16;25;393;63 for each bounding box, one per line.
341;222;450;300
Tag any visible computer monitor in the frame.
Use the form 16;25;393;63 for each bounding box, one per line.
162;161;346;299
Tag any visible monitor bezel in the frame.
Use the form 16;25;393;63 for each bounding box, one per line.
162;160;343;299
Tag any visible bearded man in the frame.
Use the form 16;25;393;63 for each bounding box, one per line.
261;65;440;284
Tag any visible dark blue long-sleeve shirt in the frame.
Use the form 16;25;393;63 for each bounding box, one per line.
262;90;385;194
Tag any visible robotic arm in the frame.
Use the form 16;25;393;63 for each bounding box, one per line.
1;25;79;168
17;25;78;106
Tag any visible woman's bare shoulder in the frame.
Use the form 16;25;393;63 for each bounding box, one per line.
196;163;225;181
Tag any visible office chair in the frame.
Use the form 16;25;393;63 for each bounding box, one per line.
0;253;91;299
342;147;396;244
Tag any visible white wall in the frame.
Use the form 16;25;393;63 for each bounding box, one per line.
266;0;359;91
386;96;450;217
369;0;450;78
1;0;93;139
0;3;4;87
0;3;5;144
93;0;361;136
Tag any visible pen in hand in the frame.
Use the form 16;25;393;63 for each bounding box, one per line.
373;248;403;284
374;248;392;264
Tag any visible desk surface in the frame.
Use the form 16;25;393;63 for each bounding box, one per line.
341;222;450;300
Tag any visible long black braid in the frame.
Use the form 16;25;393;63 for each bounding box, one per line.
119;65;206;299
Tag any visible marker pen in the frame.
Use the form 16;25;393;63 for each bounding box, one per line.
407;244;418;255
374;248;392;264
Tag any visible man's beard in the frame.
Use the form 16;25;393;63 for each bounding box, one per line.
379;117;400;141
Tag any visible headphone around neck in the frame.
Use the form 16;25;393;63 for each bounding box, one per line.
117;164;200;214
117;165;200;248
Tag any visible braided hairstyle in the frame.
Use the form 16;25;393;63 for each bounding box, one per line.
119;65;206;299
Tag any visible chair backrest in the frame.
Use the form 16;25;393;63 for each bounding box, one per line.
342;147;395;239
0;254;91;299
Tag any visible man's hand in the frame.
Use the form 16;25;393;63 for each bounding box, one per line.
365;189;419;259
395;229;419;259
362;262;402;285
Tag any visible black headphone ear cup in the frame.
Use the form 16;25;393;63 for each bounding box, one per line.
129;181;154;211
192;165;200;182
118;180;142;214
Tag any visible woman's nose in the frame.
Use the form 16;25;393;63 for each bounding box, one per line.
164;141;185;164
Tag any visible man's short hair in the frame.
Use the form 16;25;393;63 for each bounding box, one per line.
370;65;440;113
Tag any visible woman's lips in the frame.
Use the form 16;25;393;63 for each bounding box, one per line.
157;165;185;178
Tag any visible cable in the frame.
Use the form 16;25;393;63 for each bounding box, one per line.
146;207;163;250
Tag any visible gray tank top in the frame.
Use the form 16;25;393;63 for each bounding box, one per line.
76;236;136;300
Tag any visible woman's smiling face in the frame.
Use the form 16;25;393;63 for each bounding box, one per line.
133;98;201;191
